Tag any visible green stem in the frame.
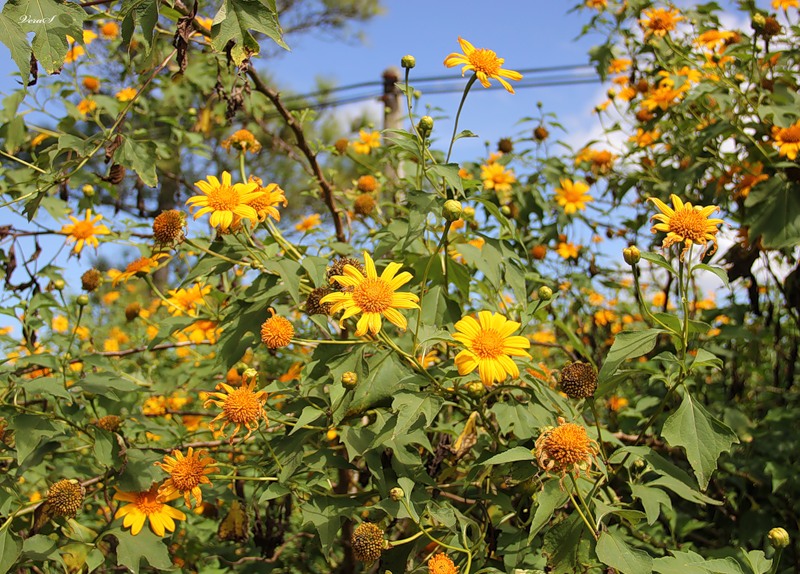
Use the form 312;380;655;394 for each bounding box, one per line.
208;474;277;482
183;237;249;266
568;475;598;540
413;221;452;349
445;74;478;172
590;401;609;467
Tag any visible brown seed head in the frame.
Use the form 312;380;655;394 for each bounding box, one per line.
334;137;349;155
125;302;141;321
81;269;102;292
95;415;123;432
533;126;549;142
153;210;186;246
354;194;376;216
47;479;85;517
327;257;365;290
305;287;332;316
351;522;384;563
356;175;379;193
559;362;598;398
497;137;514;153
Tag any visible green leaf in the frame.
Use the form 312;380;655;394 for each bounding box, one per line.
661;392;739;490
8;414;57;464
0;530;22;574
211;0;288;66
2;0;84;74
117;137;158;187
428;163;464;196
110;528;172;574
693;264;729;288
597;329;664;386
542;513;599;573
392;391;443;437
653;549;744;574
481;446;536;466
741;550;771;574
746;180;800;249
630;484;671;525
639;252;676;275
119;0;158;54
288;405;324;435
529;479;569;539
596;529;653;574
0;14;30;86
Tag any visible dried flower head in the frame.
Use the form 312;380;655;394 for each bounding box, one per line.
535;417;598;478
559;362;598;399
125;302;141;321
305;287;332;316
351;522;384;563
95;415;123;432
153;210;186;246
356;175;379;193
81;268;102;292
327;257;365;291
354;194;376;216
47;479;85;517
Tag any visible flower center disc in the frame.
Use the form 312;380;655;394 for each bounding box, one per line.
72;221;96;239
223;390;261;424
136;493;163;515
208;185;240;211
471;329;505;359
469;49;501;76
669;208;709;242
780;126;800;143
170;459;204;491
352;278;393;313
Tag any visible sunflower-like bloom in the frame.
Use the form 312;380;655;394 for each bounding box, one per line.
60;209;111;254
352;130;381;155
155;447;218;508
444;37;523;93
648;194;724;259
452;311;532;386
204;371;268;441
248;176;287;222
111;253;169;286
555;179;593;215
640;7;683;37
113;483;186;536
186;171;263;231
221;129;262;154
320;252;420;337
165;283;211;316
771;121;800;160
535;417;598;478
429;552;459;574
480;163;516;196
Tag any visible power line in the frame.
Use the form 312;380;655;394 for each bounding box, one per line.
276;63;596;104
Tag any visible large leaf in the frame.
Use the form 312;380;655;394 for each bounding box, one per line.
542;513;599;573
597;329;664;389
2;0;84;73
653;549;744;574
596;529;653;574
211;0;288;66
119;0;158;54
0;530;22;574
392;391;443;437
110;528;172;574
661;392;739;489
481;446;537;466
0;13;31;86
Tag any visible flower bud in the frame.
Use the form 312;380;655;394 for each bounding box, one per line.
465;381;486;399
768;527;790;549
53;279;66;291
751;13;766;31
342;371;358;389
389;487;404;501
538;286;553;301
82;184;95;197
623;246;641;265
76;294;89;307
401;55;416;69
417;115;434;137
463;206;475;219
442;199;463;222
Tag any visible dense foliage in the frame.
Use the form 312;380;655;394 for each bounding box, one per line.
0;0;798;573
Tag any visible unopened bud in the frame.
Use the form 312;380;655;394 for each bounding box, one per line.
342;371;358;389
623;246;641;265
401;55;416;69
53;279;66;291
389;487;404;501
82;184;95;197
242;368;258;380
465;381;486;399
442;199;462;222
76;294;89;307
751;13;766;30
417;115;434;137
768;528;790;549
463;206;475;219
538;286;553;301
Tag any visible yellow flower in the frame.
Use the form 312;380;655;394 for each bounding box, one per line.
429;552;459;574
76;98;97;116
648;194;724;259
452;311;532;386
608;395;629;411
221;129;262;154
186;171;263;231
114;484;186;536
444;37;523;94
773;0;798;8
115;87;137;102
695;30;738;51
64;45;84;63
480;162;516;195
585;0;607;8
60;209;111;254
734;162;768;199
112;253;168;285
52;315;69;333
260;309;294;349
321;252;419;337
82;30;98;44
642;80;684;111
295;213;321;232
771;121;800;160
631;128;660;147
155;448;218;508
352;130;381;154
204;371;268;441
165;283;210;316
555;179;592;215
556;241;580;260
535;417;598;478
82;76;100;93
608;58;632;74
248;176;287;221
100;21;120;39
640;7;683;37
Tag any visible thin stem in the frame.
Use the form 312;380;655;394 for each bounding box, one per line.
567;475;598;540
445;75;478;170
